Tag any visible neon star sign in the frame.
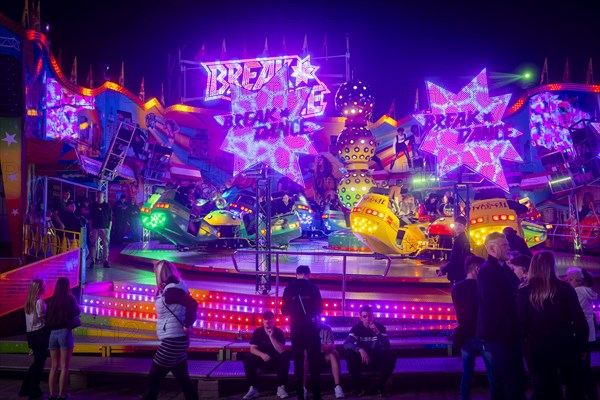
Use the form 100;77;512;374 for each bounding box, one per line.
413;69;523;192
202;55;328;117
206;56;329;187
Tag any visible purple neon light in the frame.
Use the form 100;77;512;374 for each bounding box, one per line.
45;77;95;140
413;69;523;192
216;67;319;186
530;92;590;151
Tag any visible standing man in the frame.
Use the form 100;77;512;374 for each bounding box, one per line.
51;191;71;230
282;265;323;400
389;127;412;170
477;232;527;400
89;192;112;268
112;194;128;244
242;311;290;400
437;216;472;286
344;305;397;397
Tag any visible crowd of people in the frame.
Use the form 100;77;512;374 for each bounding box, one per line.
448;231;598;400
50;190;144;268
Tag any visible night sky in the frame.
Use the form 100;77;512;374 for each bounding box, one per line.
1;0;599;118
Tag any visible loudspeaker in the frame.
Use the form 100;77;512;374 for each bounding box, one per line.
0;55;22;117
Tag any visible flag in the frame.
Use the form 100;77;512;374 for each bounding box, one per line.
119;62;124;87
263;37;268;56
139;77;145;102
586;58;594;85
323;33;328;59
540;57;548;85
199;43;206;60
87;64;93;88
563;58;570;83
221;39;227;59
22;0;29;28
387;98;396;119
34;0;40;31
70;56;77;84
413;87;419;112
241;39;248;59
302;34;308;54
161;83;165;105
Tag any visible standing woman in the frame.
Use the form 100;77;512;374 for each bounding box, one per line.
19;279;49;399
516;251;588;400
144;260;199;400
46;277;80;400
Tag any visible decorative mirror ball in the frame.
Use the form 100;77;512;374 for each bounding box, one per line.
334;80;375;119
336;126;376;163
337;171;376;209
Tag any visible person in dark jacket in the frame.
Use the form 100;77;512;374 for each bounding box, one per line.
450;255;494;400
343;305;397;397
281;265;323;400
144;260;199;400
517;251;589;400
477;232;527;400
503;227;532;257
437;216;471;285
46;277;80;400
242;311;290;400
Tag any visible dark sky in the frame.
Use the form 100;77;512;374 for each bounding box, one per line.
2;0;599;118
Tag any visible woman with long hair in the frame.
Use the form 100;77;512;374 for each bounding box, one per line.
46;277;80;400
19;279;49;399
516;251;588;400
144;260;199;400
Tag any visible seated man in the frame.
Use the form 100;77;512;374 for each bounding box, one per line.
302;323;345;399
243;311;290;400
344;305;397;397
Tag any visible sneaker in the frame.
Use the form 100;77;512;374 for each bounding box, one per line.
276;385;288;399
103;261;110;268
334;385;345;398
243;386;259;400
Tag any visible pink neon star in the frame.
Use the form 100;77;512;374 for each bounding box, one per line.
290;56;319;86
216;67;318;186
413;69;523;192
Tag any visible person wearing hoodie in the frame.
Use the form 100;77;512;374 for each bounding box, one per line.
281;265;323;400
566;267;599;400
144;260;199;400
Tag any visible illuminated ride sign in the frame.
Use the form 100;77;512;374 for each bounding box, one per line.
45;77;95;140
202;56;329;186
413;69;523;192
530;92;590;151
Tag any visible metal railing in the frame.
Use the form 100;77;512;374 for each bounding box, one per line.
230;250;392;315
23;223;83;259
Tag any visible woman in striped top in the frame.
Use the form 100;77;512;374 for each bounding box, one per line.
143;260;199;400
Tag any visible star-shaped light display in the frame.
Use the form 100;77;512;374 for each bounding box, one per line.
216;67;318;186
290;56;319;86
2;132;17;147
11;209;19;216
413;69;523;192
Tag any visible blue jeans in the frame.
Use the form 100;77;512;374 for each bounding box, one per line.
482;341;527;400
461;338;494;400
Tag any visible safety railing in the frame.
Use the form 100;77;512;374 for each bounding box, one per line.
230;250;392;315
23;223;83;259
